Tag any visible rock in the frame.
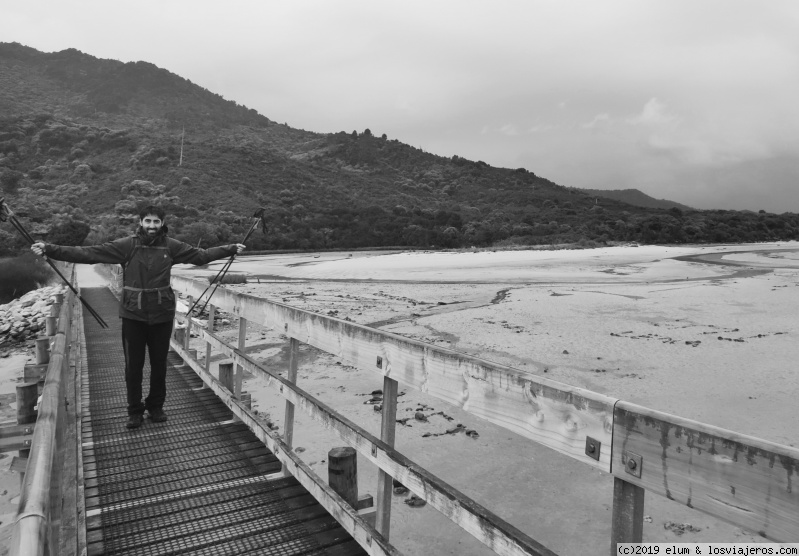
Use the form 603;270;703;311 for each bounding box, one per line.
414;412;427;422
404;495;426;508
0;285;66;346
393;482;409;495
664;521;701;535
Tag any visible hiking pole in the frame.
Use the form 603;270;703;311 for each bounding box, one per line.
0;198;109;329
186;207;266;318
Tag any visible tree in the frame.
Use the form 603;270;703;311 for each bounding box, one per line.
178;222;218;247
0;169;23;192
48;220;91;246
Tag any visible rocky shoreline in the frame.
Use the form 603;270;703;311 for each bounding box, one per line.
0;286;66;354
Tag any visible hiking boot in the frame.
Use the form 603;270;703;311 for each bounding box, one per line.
126;414;143;429
149;408;167;423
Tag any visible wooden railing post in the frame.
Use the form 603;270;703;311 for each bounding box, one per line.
375;376;398;539
16;382;38;485
236;317;246;399
219;361;239;422
45;316;57;337
219;362;234;393
204;304;216;382
173;326;186;350
328;447;358;508
183;297;192;352
282;337;299;476
22;364;47;383
35;337;50;365
610;477;645;553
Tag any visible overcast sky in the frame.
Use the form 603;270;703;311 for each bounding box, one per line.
2;1;797;212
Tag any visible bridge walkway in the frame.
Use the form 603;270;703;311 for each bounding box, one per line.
80;287;366;556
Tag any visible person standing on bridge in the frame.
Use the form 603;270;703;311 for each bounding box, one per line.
31;205;245;429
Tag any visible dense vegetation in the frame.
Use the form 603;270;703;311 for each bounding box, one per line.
0;253;56;303
2;42;798;255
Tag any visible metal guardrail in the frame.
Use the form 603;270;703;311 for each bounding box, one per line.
10;264;78;556
171;275;799;554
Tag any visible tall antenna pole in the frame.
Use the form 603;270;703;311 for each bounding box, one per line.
179;126;185;166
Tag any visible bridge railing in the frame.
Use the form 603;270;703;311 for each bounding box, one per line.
170;275;799;554
11;264;79;556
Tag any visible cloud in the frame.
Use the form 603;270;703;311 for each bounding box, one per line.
627;98;677;126
529;124;555;133
582;113;611;129
645;133;774;167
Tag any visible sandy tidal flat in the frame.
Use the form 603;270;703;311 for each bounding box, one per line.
171;243;799;553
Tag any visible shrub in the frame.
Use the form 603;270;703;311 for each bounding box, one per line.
115;199;138;214
208;273;246;284
0;253;56;304
70;164;92;183
48;220;91;246
1;169;23;192
27;166;47;179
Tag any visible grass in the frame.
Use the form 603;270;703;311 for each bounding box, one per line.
0;253;57;304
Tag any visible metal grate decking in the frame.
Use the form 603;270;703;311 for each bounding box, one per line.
80;287;366;556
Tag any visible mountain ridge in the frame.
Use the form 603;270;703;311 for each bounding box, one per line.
578;188;694;211
1;42;798;255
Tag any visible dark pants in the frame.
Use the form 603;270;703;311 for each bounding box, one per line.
121;318;174;416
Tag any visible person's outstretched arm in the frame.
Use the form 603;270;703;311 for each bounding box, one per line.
170;241;245;266
31;238;134;265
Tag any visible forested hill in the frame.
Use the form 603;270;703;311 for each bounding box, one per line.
1;42;798;255
579;188;694;211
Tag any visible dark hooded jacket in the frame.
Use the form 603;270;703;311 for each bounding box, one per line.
44;227;236;324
